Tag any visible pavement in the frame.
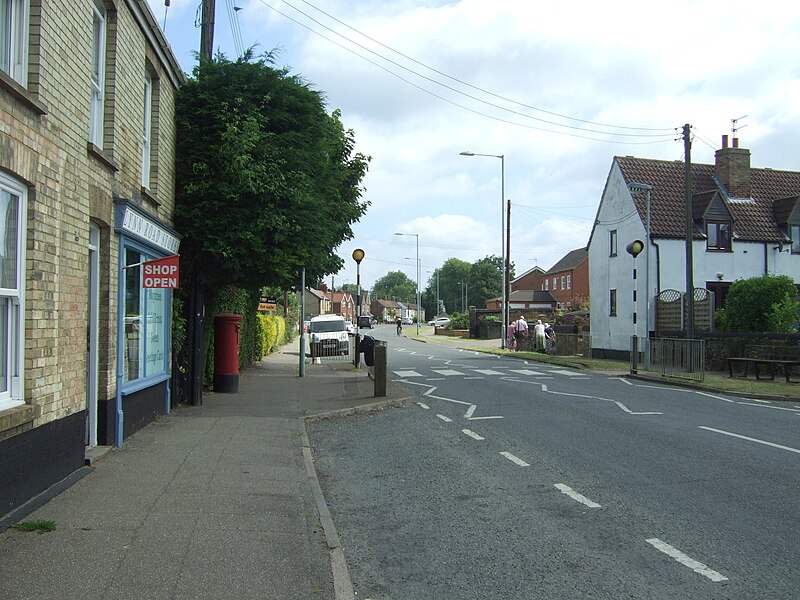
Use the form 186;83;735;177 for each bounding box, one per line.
0;336;412;600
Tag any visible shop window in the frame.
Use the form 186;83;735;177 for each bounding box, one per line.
123;248;168;383
0;173;25;410
1;0;28;86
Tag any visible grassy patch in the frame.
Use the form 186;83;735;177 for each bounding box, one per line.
13;520;56;534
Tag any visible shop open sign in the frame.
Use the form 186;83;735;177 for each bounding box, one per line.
142;255;180;289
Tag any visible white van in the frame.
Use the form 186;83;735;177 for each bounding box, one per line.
308;315;350;356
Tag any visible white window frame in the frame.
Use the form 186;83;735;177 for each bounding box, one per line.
561;276;565;290
141;73;152;188
0;172;26;411
610;229;618;256
0;0;29;86
544;279;549;291
89;0;106;148
567;275;571;289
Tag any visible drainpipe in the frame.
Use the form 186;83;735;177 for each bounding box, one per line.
763;242;769;275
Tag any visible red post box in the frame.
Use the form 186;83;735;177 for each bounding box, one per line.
214;313;243;393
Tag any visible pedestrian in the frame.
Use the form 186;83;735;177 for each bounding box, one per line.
534;319;546;352
513;315;528;351
506;321;516;350
544;322;555;354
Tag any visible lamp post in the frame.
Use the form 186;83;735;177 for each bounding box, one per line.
352;248;365;367
627;182;652;369
395;232;420;335
460;151;506;348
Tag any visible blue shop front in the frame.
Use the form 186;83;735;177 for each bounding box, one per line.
114;201;180;446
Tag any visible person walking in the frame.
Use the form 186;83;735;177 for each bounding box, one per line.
534;319;546;352
513;315;528;351
506;321;516;351
544;322;556;354
396;316;403;336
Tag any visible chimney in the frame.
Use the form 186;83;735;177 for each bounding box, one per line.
715;135;751;198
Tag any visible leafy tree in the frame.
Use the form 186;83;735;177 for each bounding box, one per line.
174;51;370;294
718;274;798;332
372;271;416;303
468;255;503;308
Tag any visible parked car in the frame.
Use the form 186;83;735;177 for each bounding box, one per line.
401;317;413;325
357;315;373;328
308;315;350;356
345;321;354;335
427;317;451;327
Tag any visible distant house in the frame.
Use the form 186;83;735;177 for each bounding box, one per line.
486;290;558;312
588;136;800;358
370;299;402;322
543;248;589;309
326;291;356;322
511;266;546;292
302;288;330;317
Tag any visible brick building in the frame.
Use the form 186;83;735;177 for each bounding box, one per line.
542;248;589;309
1;0;184;516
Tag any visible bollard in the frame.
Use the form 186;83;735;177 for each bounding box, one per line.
373;340;387;397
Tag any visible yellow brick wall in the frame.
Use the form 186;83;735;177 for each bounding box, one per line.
0;0;181;430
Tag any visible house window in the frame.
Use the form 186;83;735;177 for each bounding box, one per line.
609;289;617;316
89;0;106;148
561;276;565;290
567;275;571;289
0;0;28;86
706;221;731;251
141;73;152;188
544;279;549;291
791;225;800;254
123;247;169;383
610;229;617;256
553;277;557;290
0;173;26;411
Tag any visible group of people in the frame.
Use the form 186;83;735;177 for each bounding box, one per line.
507;315;555;353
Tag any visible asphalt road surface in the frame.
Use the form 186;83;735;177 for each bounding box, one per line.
308;325;800;599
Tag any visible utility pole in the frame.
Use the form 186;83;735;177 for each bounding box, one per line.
200;0;215;62
506;198;511;327
683;123;694;343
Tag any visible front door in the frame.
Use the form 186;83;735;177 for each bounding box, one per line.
86;223;100;447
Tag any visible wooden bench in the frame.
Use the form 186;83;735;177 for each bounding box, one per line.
727;345;800;383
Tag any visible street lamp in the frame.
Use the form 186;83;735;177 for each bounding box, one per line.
627;182;652;369
394;232;420;334
460;151;507;348
352;248;365;367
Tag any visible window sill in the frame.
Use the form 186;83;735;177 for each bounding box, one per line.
140;186;161;208
87;143;120;172
0;70;48;116
0;403;37;438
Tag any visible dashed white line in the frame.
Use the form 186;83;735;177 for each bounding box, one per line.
699;426;800;455
465;405;476;419
645;538;728;582
436;414;452;423
500;452;529;467
695;391;735;403
416;402;430;409
462;429;484;440
467;415;504;420
554;484;601;508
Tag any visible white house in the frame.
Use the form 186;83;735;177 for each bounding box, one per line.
588;136;800;358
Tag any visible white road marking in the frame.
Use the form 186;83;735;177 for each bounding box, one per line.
467;416;504;420
744;398;771;404
416;402;430;409
613;401;662;415
548;369;581;376
695;391;735;403
463;376;484;380
613;377;634;385
549;391;594;399
474;369;504;375
699;426;800;455
645;538;728;582
462;429;484;440
425;378;446;381
735;402;800;414
500;452;529;467
436;414;452;422
465;405;476;418
393;370;422;378
554;484;601;508
509;369;547;376
432;369;465;376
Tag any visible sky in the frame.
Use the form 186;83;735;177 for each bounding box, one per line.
147;0;800;292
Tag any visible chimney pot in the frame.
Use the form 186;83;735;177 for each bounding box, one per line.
733;137;739;148
722;135;728;148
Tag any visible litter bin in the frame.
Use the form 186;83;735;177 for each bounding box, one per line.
214;313;242;393
360;335;375;367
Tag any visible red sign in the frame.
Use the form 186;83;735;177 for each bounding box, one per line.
142;255;179;288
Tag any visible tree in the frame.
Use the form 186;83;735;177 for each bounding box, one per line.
717;274;799;332
372;271;416;303
174;51;370;294
468;255;503;308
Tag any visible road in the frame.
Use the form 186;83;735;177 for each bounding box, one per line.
308;325;800;599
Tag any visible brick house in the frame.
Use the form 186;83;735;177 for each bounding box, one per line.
370;299;402;323
326;291;356;322
542;248;589;309
510;265;546;292
588;136;800;357
1;0;184;516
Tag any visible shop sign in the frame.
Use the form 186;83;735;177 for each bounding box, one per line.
143;255;180;288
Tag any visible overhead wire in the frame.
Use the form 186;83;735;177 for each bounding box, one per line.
254;0;679;143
